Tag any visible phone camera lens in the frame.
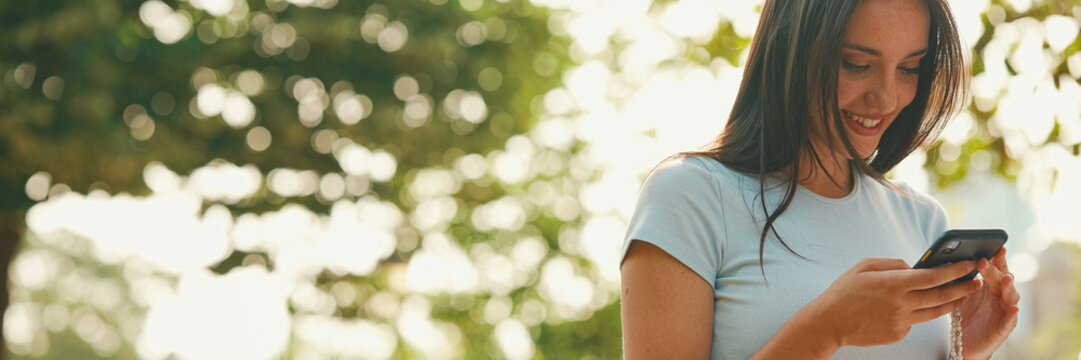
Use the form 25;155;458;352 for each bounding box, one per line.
942;239;961;254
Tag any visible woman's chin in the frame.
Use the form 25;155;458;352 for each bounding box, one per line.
841;147;875;161
851;149;871;160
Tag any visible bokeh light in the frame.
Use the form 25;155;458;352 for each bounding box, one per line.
8;0;1081;359
139;1;192;44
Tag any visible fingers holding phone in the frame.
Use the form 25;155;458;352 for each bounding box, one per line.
902;260;979;290
958;240;1022;358
905;262;983;323
806;258;983;347
976;247;1020;309
801;230;1009;348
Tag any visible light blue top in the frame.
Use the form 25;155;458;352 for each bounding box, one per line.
622;156;951;359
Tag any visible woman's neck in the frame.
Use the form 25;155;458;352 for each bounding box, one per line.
795;146;855;199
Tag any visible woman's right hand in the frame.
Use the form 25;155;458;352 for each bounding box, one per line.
806;257;983;346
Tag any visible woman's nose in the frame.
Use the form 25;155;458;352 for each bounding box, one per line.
864;72;898;114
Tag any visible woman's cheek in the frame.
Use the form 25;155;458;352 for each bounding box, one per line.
835;78;861;107
899;78;920;108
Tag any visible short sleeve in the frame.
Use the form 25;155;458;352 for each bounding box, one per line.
900;182;951;247
621;157;725;287
921;194;950;246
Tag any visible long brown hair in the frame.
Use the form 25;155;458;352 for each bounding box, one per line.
685;0;968;270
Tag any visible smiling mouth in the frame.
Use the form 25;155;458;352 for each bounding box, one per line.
842;110;882;128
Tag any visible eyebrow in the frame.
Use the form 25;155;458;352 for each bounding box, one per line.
842;43;928;58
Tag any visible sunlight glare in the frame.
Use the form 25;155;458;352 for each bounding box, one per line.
1005;18;1050;76
531;117;574;151
246;126;272;151
1033;147;1081;243
317;219;395;276
196;83;227;117
511;237;548;273
336;143;372;177
661;0;720;41
369;150;398;182
318;173;346;200
409;169;461;201
495;319;534;360
396;296;461;358
236;70;265;96
222;91;256;128
411;196;458;231
294;315;397;359
333;91;372;125
471;196;527;232
564;61;609;109
139;1;192;44
1009;252;1038;283
459;91;488;123
994;76;1057;147
948;0;989;50
189;161;262;203
405;234;480;294
579;215;625;284
4;302;37;349
25;191;232;274
191;0;234;16
378;22;409;53
140;268;290;360
539;256;594;318
1043;15;1079;54
1004;0;1033;13
10;250;57;291
142;162;180;195
454;153;488;180
25;172;51;201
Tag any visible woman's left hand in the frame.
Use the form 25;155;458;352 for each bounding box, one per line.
960;247;1021;360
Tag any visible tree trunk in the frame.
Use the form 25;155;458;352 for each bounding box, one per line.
0;212;25;360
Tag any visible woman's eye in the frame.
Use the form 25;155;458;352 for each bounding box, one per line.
899;66;920;75
841;61;870;72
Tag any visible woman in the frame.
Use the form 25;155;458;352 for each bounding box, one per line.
620;0;1020;359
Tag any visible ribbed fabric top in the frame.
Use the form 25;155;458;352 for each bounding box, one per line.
622;156;951;359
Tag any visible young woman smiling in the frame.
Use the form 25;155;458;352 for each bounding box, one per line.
620;0;1020;359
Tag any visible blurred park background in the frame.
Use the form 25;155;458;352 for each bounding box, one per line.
0;0;1079;358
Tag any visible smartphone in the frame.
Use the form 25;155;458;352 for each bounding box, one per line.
912;229;1008;286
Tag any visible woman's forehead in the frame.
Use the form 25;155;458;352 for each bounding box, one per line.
844;0;930;58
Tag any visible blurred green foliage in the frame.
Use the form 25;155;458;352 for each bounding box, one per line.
1026;244;1081;360
932;1;1081;189
2;0;1081;359
1;0;583;358
0;0;565;206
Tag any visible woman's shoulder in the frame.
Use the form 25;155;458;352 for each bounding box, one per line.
643;156;717;195
861;176;950;242
873;177;948;219
648;155;751;188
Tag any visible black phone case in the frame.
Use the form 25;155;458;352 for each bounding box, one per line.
912;229;1008;285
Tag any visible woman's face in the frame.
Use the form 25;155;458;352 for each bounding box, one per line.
834;0;929;158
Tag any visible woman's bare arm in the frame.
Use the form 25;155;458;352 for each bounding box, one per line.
621;240;714;359
623;243;981;359
621;240;836;359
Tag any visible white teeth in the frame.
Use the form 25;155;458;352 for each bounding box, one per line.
845;111;882;128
